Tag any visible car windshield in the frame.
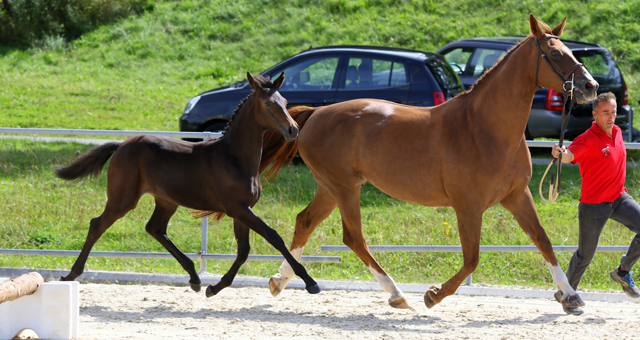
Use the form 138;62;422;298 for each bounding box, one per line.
425;56;462;95
574;50;622;86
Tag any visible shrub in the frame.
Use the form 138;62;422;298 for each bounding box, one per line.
0;0;154;48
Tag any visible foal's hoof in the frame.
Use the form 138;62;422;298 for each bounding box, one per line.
424;286;441;309
269;277;283;297
389;296;412;309
205;284;218;298
60;276;71;281
190;282;201;293
306;283;321;294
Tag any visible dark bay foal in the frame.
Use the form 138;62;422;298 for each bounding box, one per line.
55;72;320;296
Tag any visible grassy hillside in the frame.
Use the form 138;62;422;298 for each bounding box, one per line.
0;0;639;131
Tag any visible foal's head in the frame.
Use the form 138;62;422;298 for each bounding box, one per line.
246;72;299;142
528;14;598;104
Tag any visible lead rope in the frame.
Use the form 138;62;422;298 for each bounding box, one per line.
539;75;577;203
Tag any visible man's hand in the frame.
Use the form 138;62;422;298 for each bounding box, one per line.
552;144;574;163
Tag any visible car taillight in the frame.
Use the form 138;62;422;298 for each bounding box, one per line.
623;83;629;106
433;91;445;106
545;89;564;111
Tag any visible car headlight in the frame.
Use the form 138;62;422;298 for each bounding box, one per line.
183;95;201;115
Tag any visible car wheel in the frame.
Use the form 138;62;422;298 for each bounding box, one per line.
524;126;533;140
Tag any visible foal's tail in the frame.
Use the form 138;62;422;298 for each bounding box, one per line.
55;142;121;180
260;105;317;183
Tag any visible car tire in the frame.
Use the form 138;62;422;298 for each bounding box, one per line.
524;126;533;140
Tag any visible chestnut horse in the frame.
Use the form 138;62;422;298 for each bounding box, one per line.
55;73;320;297
259;15;597;309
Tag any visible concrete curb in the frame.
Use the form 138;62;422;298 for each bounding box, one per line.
1;267;635;303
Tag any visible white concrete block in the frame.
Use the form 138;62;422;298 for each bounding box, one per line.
0;281;79;340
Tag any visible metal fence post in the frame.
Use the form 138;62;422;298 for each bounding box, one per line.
199;215;208;274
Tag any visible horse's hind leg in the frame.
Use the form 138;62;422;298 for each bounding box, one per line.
333;185;410;309
500;187;584;308
206;220;250;297
144;198;201;292
424;208;482;308
270;184;337;296
61;200;135;282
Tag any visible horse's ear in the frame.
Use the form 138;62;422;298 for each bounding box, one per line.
552;17;567;37
274;72;285;89
247;72;258;90
529;13;544;40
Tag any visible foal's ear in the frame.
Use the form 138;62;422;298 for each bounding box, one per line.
274;72;285;90
529;13;544;40
247;72;258;91
552;17;567;37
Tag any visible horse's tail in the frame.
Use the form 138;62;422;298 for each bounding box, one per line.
191;106;317;221
260;105;317;183
55;142;121;180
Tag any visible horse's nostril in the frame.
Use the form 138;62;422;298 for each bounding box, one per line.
585;81;594;89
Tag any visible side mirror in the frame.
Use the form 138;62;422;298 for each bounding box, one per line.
299;71;310;83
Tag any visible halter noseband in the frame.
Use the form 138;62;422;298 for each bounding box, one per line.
534;35;584;95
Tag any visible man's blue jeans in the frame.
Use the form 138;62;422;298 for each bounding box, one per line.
566;192;640;290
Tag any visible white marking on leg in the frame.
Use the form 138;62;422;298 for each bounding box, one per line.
547;262;576;297
272;247;304;287
368;266;405;301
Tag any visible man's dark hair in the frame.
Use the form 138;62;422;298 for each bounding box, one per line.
592;92;616;111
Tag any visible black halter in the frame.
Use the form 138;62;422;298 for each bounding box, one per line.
534;35;584;203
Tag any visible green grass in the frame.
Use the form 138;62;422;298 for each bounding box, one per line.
2;138;640;292
0;0;639;132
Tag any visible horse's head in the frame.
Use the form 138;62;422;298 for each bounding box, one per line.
247;72;299;142
529;14;598;104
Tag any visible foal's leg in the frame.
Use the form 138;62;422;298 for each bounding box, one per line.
228;205;320;294
144;198;201;292
61;199;137;282
333;186;410;309
206;220;251;297
500;187;584;307
269;184;337;296
424;208;482;308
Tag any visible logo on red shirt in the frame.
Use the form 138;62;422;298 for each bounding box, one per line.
602;146;610;157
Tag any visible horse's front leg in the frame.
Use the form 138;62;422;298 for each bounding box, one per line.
425;208;482;308
228;205;320;294
206;220;250;297
500;187;584;309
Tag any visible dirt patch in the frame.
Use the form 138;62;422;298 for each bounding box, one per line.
75;283;638;340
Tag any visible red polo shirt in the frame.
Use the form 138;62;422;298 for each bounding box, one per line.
568;122;627;203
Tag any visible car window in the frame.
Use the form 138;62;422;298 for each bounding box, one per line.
441;47;473;76
279;56;339;91
344;57;408;89
574;50;622;86
468;48;506;77
425;56;462;94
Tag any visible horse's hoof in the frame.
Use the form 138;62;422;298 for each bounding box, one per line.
205;285;217;298
424;286;440;309
60;276;70;281
565;293;585;307
389;296;412;309
269;277;283;297
190;282;201;293
306;283;321;294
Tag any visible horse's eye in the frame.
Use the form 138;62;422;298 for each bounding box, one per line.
550;50;561;57
265;102;272;107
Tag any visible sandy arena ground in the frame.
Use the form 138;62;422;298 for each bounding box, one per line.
68;283;640;340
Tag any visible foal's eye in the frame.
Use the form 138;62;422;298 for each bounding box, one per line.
265;102;272;107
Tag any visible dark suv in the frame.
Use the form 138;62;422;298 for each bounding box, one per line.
437;37;634;140
179;46;464;136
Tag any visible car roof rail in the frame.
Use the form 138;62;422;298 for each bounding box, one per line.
305;45;435;56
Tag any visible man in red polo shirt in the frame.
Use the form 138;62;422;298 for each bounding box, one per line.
552;92;640;315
